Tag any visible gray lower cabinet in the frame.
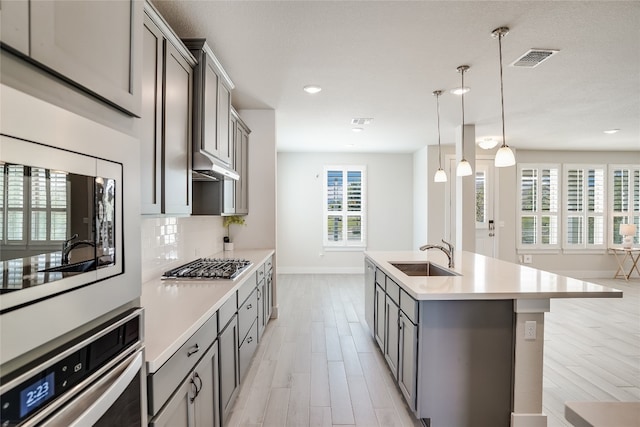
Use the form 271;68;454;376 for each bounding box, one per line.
364;259;375;332
398;312;417;410
374;284;385;351
218;314;239;426
384;294;400;379
142;3;195;215
150;341;219;427
1;0;142;116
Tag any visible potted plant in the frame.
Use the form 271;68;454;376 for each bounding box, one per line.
223;215;245;251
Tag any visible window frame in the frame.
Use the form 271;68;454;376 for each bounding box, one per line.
322;165;367;250
562;164;607;251
517;163;561;252
609;164;640;247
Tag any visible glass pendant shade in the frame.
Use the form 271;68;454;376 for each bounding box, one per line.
456;159;473;176
494;146;515;167
434;168;448;182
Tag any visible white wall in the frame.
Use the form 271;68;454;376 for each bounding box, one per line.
413;146;428;249
278;152;414;273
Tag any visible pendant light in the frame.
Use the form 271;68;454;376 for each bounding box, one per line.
432;90;447;182
456;65;472;177
492;26;516;167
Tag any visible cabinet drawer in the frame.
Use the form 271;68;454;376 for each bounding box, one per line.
238;289;258;343
255;263;266;285
148;312;217;415
238;271;257;306
218;293;237;332
400;289;418;323
386;277;400;304
239;319;258;381
375;268;385;288
265;256;273;273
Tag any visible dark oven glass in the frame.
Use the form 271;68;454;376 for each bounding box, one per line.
94;371;142;427
0;162;116;295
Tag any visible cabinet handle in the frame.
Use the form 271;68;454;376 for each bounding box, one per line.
194;372;203;394
187;343;200;357
247;336;253;344
189;377;198;403
247;304;252;310
257;289;262;299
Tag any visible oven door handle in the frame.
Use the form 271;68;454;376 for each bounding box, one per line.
68;350;143;427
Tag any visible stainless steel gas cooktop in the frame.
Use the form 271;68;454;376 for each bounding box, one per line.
161;258;252;280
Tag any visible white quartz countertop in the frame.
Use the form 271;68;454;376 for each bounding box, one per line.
141;249;274;373
365;250;623;301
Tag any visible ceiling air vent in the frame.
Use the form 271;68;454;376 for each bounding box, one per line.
510;49;559;68
351;118;373;125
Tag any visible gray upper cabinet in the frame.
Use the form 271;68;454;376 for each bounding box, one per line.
1;0;142;116
234;111;251;215
141;2;195;215
184;39;235;167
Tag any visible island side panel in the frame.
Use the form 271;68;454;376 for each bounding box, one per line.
511;299;550;427
417;299;515;427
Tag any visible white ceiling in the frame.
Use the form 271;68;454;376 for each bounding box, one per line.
152;1;640;154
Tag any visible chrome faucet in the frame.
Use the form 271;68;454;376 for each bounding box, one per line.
62;234;96;264
419;239;454;268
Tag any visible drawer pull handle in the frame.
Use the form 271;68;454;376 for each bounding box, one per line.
187;343;200;357
247;336;253;344
247;304;252;310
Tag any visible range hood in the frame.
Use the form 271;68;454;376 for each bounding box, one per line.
192;150;239;181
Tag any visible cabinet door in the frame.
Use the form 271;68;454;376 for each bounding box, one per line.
202;57;220;158
235;123;249;214
364;260;375;333
257;280;266;340
29;0;142;116
0;0;29;54
384;295;399;379
374;284;385;351
162;41;193;214
265;270;273;320
194;342;220;427
398;313;418;411
217;81;231;164
150;371;195;427
140;14;163;214
218;315;239;426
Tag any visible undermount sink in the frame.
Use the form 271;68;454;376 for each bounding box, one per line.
390;261;459;277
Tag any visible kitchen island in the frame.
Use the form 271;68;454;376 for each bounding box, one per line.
364;250;622;427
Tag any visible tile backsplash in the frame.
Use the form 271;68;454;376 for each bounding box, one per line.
141;216;225;283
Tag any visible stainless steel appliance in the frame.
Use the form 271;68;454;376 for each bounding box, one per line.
162;258;251;280
0;135;123;313
0;308;145;426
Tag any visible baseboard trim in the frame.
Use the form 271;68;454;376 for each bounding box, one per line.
278;267;364;274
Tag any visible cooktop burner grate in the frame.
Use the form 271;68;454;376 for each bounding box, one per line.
162;258;252;280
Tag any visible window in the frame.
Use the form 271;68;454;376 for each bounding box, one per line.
563;165;606;249
475;170;486;224
323;166;366;248
517;164;560;250
610;165;640;246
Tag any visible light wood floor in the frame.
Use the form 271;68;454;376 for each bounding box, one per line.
227;275;640;427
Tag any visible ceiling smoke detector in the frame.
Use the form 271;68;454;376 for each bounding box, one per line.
351;118;373;126
510;49;559;68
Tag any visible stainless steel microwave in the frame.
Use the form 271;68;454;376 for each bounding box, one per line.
0;135;123;313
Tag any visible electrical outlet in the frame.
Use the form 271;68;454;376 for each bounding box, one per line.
523;254;533;264
524;320;537;340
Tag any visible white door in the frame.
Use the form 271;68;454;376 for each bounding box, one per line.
475;159;496;257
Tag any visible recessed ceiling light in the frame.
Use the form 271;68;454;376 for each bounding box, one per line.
352;127;363;132
603;129;620;134
303;85;322;94
450;87;470;95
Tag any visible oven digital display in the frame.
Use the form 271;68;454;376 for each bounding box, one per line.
19;372;55;418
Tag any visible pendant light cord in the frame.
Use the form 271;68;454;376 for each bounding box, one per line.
436;92;442;169
461;68;466;159
498;33;507;148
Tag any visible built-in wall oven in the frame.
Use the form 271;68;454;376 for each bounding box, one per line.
0;308;146;427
